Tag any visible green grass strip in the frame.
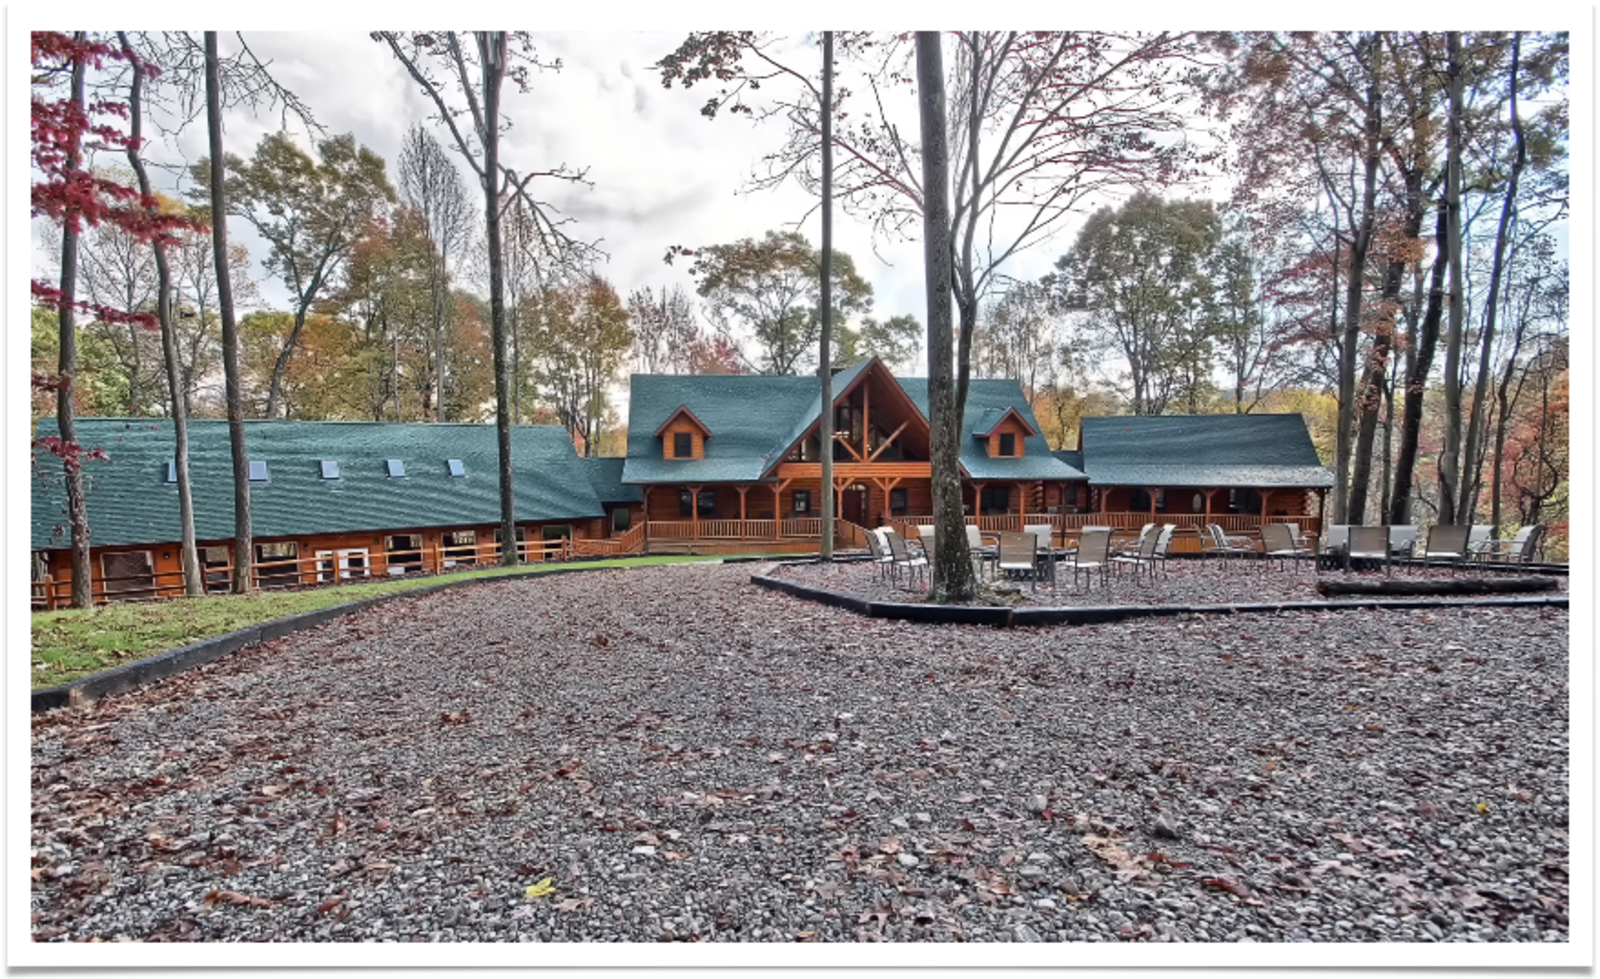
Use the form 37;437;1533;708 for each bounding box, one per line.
30;554;744;690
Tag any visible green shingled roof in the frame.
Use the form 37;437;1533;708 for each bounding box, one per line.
622;366;1085;485
1078;414;1333;488
31;418;605;550
582;457;642;503
897;377;1086;481
621;374;823;484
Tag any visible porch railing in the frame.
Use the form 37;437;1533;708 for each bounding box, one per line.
32;535;582;610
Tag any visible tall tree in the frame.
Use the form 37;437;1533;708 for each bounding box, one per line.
120;32;202;596
671;229;872;376
204;31;254;593
533;275;634;456
376;30;599;565
192;131;395;419
916;31;978;603
819;30;836;560
1437;31;1467;525
399;124;474;422
627;285;701;374
31;32;201;607
1055;193;1222;415
834;314;922;372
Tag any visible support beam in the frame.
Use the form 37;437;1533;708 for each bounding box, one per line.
688;484;702;540
973;481;986;520
868;420;910;461
862;378;871;456
737;484;749;523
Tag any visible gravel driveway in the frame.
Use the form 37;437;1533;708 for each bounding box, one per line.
31;562;1569;943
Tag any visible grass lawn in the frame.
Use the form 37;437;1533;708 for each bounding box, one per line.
30;554;739;690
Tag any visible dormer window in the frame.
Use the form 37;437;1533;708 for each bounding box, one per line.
999;432;1017;457
673;432;693;459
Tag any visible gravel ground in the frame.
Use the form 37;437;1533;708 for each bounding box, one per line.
31;562;1569;943
779;555;1569;607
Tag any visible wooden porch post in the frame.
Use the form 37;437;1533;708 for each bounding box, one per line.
862;379;871;456
688;484;702;539
1260;489;1271;519
737;484;749;524
973;481;986;522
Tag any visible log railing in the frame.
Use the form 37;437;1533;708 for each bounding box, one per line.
569;521;648;558
31;536;579;610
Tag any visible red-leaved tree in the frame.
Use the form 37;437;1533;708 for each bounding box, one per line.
32;31;204;607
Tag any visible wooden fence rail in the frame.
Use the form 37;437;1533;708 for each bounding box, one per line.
31;536;583;610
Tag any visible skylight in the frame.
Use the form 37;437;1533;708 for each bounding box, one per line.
249;460;268;482
165;461;177;483
387;459;406;478
320;460;340;480
447;459;465;477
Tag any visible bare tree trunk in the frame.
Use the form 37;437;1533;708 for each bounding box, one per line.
206;31;253;593
917;31;978;603
1332;33;1382;525
264;305;312;419
1348;165;1421;523
58;42;93;609
1390;206;1448;524
123;32;201;597
1459;32;1525;525
1438;30;1466;525
819;31;835;562
479;32;518;567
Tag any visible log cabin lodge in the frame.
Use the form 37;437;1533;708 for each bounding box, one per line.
31;357;1334;606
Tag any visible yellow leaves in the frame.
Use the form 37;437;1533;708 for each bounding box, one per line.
524;877;555;900
1475;801;1491;815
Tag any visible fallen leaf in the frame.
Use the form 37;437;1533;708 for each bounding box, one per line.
202;890;273;908
524;877;556;900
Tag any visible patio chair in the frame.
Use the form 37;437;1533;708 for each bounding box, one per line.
1387;524;1420;560
865;528;895;582
965;524;998;578
1476;524;1546;564
1203;524;1255;563
1114;523;1156;558
1065;527;1112;590
1148;524;1177;577
882;529;927;588
1346;525;1391;575
996;531;1043;592
1464;524;1496;561
1420;524;1472;573
1260;523;1307;574
1111;524;1162;583
1282;522;1314;554
1023;523;1056;585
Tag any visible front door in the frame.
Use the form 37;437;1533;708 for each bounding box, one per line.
842;484;866;525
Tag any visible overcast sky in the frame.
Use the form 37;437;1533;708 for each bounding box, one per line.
23;20;1584;394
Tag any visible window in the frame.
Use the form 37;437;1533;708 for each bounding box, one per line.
447;458;465;477
202;545;232;592
443;530;477;566
679;489;715;517
980;484;1011;513
493;526;527;560
165;461;177;483
320;460;340;480
542;525;571;540
793;490;812;514
998;432;1017;457
386;459;406;478
673;432;693;458
385;534;425;575
256;542;299;588
101;550;156;600
611;507;632;532
315;548;368;581
248;460;268;481
889;488;908;514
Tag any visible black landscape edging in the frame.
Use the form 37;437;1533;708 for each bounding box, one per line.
749;569;1569;630
32;559;716;714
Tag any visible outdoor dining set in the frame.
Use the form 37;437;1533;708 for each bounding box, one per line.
861;519;1548;592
